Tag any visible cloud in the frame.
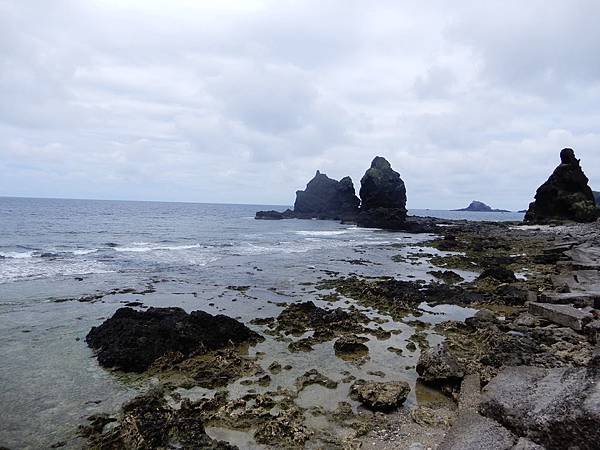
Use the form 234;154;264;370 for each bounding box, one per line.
0;0;599;209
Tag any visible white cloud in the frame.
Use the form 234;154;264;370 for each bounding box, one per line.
0;0;599;209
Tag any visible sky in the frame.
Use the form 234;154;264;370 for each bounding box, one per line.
1;0;599;210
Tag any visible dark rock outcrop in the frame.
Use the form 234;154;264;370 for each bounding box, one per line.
356;156;408;229
254;209;294;220
455;201;509;213
86;307;262;372
525;148;599;223
293;171;360;220
480;365;600;450
255;171;359;221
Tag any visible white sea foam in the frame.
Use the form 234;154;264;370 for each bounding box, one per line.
0;258;114;284
114;243;202;253
0;251;34;259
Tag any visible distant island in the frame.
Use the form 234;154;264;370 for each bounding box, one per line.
594;191;600;206
453;201;510;213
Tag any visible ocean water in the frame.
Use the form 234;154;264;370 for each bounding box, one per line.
0;197;521;449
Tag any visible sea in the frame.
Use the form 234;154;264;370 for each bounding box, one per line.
0;197;524;449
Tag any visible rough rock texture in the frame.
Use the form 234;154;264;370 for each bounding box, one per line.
293;171;360;220
357;156;408;229
86;307;262;372
416;342;464;386
255;171;360;221
525;148;599;223
333;335;369;354
480;365;600;450
350;380;411;411
81;388;237;450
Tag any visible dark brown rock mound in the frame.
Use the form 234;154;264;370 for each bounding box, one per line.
525;148;599;223
86;307;262;372
357;156;407;229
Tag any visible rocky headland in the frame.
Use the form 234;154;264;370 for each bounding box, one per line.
525;148;599;223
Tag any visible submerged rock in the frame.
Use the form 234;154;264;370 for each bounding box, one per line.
357;156;408;229
525;148;599;223
350;380;411;411
333;335;369;355
86;307;262;372
480;365;600;450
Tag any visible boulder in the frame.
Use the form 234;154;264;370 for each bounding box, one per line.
416;342;464;386
525;148;599;223
357;156;408;229
480;365;600;450
293;171;360;220
86;307;262;372
350;379;411;411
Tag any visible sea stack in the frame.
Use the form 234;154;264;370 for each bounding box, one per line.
357;156;407;229
525;148;599;223
293;171;360;220
255;171;360;221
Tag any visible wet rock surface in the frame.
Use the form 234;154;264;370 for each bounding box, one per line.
525;148;599;223
81;388;237;450
350;380;411;412
86;307;262;372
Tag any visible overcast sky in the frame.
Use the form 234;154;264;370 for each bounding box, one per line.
1;0;599;209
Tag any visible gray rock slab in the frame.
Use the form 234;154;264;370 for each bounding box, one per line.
528;302;593;331
480;366;600;450
438;412;517;450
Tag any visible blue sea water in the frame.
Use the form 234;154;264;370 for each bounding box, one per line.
0;197;522;449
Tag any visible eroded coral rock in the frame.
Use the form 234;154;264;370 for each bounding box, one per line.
350;380;411;412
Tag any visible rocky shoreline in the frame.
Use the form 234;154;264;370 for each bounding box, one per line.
73;217;600;450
